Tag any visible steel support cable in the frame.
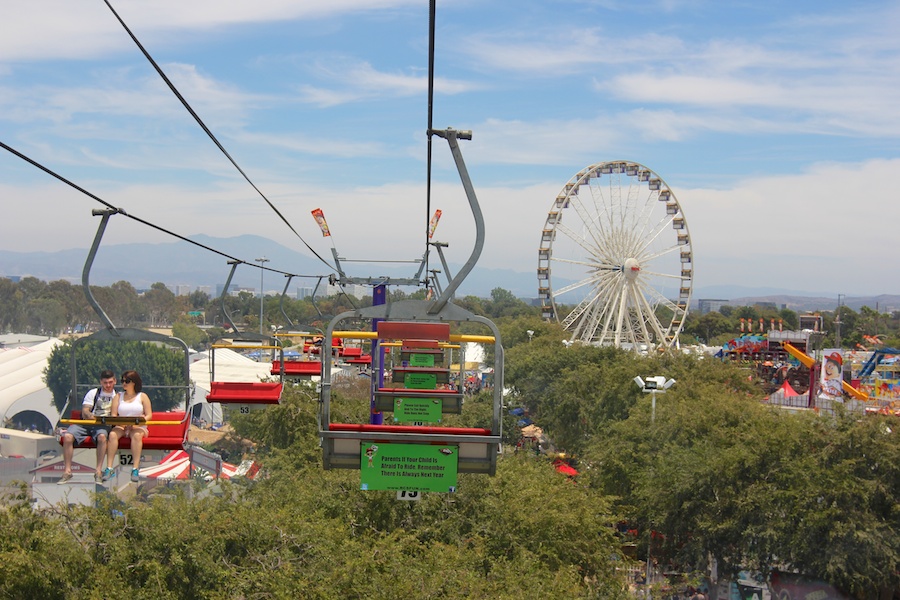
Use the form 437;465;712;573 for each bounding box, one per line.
0;140;323;281
102;0;335;272
424;0;436;285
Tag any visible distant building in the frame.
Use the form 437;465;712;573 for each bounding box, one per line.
296;287;314;300
799;314;824;331
752;301;779;310
174;284;192;296
698;299;729;314
215;283;239;297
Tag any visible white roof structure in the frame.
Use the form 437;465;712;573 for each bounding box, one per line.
189;348;274;424
0;338;62;431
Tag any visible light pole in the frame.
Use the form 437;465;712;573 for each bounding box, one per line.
255;256;269;334
633;375;675;599
634;375;676;423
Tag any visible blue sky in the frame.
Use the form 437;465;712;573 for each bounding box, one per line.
2;0;900;297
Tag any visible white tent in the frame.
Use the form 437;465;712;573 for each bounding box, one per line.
188;348;274;424
0;339;62;432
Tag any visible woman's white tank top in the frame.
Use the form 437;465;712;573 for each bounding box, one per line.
117;392;144;417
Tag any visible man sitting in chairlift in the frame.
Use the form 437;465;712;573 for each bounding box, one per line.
58;370;116;484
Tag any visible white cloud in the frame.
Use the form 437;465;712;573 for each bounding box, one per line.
296;59;476;107
683;158;900;293
461;28;684;75
0;1;422;62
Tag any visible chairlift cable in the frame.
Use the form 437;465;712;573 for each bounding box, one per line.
424;0;437;287
0;140;325;282
102;0;336;273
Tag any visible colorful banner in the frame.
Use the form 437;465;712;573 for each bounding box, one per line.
820;350;843;398
360;442;458;492
428;209;442;239
311;208;330;237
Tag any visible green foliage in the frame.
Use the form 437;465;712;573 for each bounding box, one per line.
0;413;631;599
171;320;207;351
584;379;900;596
44;338;188;412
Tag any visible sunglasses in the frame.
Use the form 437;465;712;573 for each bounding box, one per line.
122;378;133;384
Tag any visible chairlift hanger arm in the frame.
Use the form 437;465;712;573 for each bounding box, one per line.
279;274;296;330
83;208;123;333
426;128;483;314
218;260;243;334
429;241;454;290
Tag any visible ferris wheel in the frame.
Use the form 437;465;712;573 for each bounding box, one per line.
538;161;693;350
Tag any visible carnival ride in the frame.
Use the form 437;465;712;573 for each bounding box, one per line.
538;161;692;351
12;1;503;490
782;342;868;402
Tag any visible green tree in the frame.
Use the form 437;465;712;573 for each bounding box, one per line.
585;379;900;597
91;281;141;327
141;282;181;327
25;297;67;335
684;310;732;344
171;320;208;351
45;338;188;412
0;278;20;332
187;289;210;310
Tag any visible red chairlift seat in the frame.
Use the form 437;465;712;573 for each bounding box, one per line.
329;423;491;436
62;410;189;451
206;381;283;405
271;360;322;377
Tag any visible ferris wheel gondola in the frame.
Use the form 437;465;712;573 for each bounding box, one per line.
538;161;693;351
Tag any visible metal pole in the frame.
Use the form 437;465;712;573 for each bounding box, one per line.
255;256;269;334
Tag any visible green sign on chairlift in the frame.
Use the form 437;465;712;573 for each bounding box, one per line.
404;373;437;389
393;397;442;423
360;442;458;493
408;353;435;367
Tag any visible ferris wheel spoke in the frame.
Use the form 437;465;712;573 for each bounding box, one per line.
634;282;670;341
638;242;682;265
636;217;675;258
581;276;620;341
554;221;605;261
641;283;683;316
590;183;616;239
565;193;607;250
551;256;618;270
568;273;617;340
594;278;623;344
552;271;605;298
640;269;683;281
565;278;610;336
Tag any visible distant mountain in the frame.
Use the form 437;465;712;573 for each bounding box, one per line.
2;236;898;311
726;294;900;313
0;235;539;299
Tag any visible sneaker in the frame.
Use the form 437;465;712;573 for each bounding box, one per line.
101;467;114;482
57;472;73;485
94;472;103;484
130;468;140;482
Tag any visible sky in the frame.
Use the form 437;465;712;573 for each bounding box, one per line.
2;0;900;298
